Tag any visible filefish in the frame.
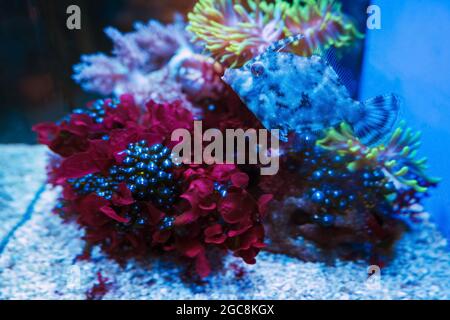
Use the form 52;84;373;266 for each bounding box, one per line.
222;34;400;145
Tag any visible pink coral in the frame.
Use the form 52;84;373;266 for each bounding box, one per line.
73;18;225;110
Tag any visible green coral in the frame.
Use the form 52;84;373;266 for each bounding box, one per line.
187;0;363;67
317;122;440;193
260;0;364;55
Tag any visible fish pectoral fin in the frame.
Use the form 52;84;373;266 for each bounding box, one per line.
315;47;358;98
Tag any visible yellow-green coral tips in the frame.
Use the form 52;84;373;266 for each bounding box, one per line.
188;0;362;67
316;121;440;194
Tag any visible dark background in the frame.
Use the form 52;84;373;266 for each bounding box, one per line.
0;0;196;143
0;0;369;143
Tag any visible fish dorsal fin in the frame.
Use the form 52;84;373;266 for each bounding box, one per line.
315;47;358;98
245;34;306;70
267;34;305;53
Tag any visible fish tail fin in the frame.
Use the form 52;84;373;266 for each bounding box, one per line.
352;94;401;146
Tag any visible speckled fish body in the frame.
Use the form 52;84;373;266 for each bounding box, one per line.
231;53;357;132
222;35;400;145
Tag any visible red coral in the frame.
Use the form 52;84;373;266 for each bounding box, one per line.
32;95;140;157
143;99;194;147
35;94;272;278
86;272;111;300
173;164;270;268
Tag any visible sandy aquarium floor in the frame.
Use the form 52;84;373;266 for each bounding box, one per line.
0;145;449;300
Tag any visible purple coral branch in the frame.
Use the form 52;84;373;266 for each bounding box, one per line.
72;19;190;104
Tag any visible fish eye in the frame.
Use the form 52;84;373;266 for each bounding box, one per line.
250;62;265;77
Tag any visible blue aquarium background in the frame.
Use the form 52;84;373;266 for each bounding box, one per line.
0;0;449;239
360;0;450;240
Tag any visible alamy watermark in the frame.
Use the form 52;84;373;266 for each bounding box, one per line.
367;5;382;30
171;121;280;175
365;265;382;290
67;4;382;31
66;5;81;30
